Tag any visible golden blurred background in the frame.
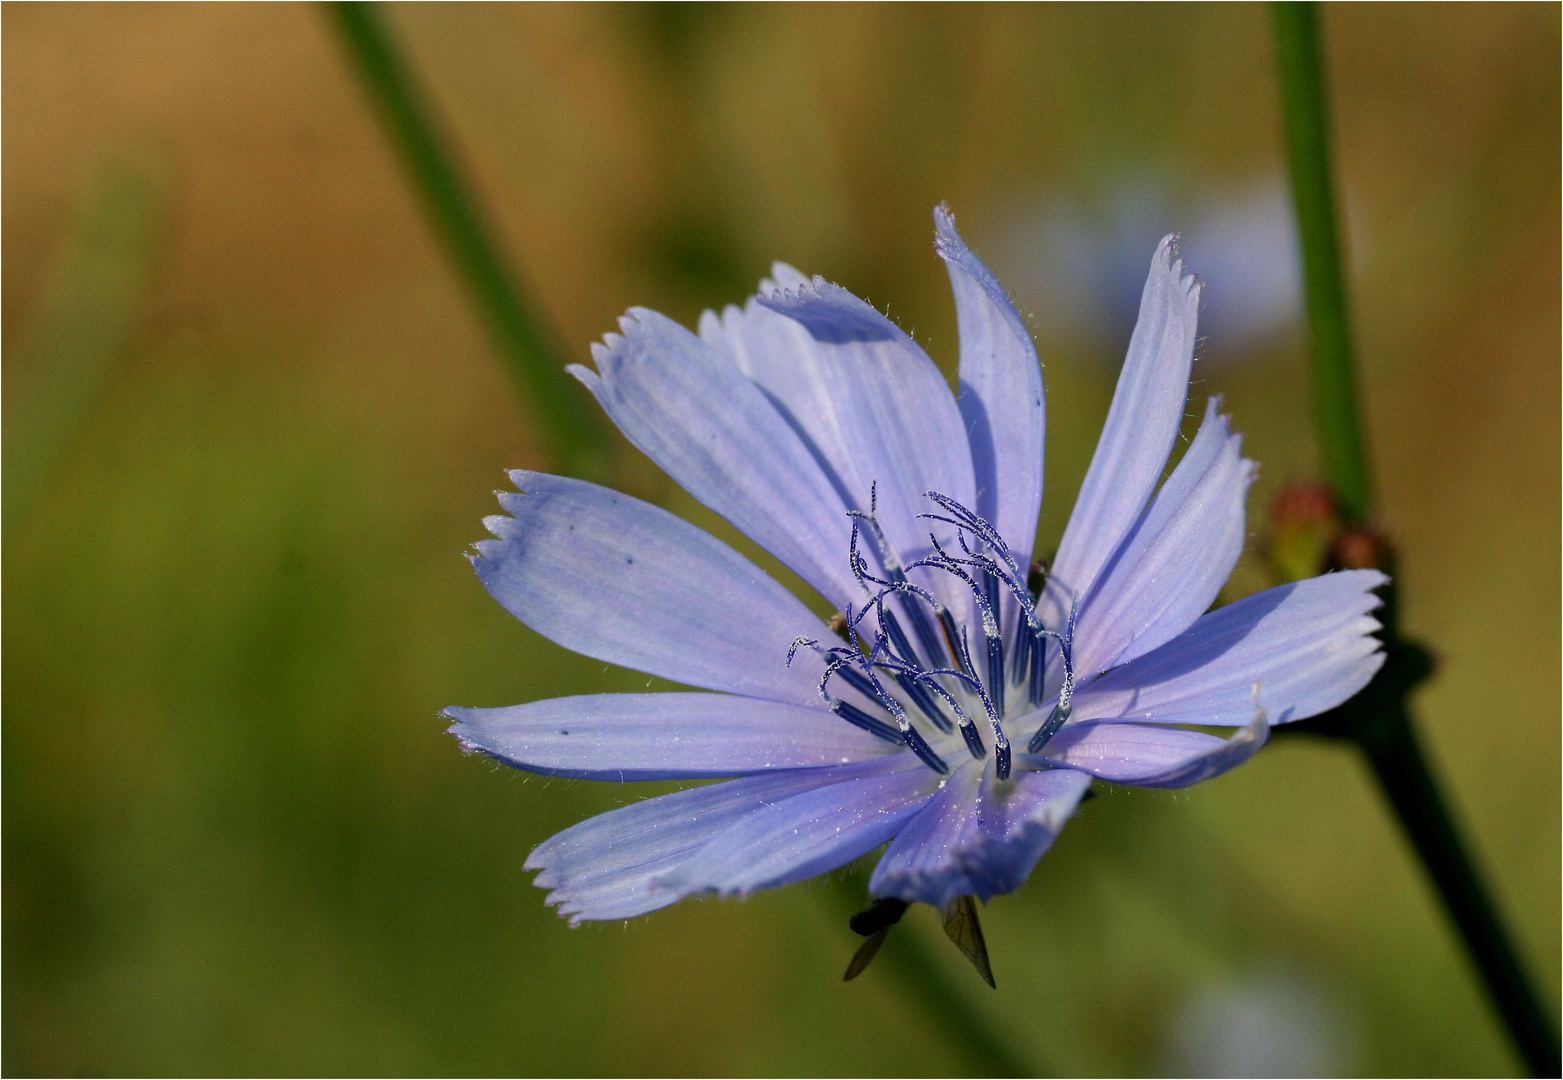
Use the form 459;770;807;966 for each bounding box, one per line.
4;3;1557;1075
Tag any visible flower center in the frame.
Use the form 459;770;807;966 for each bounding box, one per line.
788;488;1079;780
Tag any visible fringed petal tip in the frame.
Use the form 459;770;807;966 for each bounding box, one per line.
1150;232;1202;301
930;203;1025;320
442;708;505;764
932;201;961;255
764;261;810;293
755;276;909;345
574;308;696;380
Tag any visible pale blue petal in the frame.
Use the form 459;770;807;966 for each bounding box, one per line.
935;205;1045;565
868;762;1091;906
698;264;859;516
1047;236;1201;613
1073;398;1255;676
570;309;860;609
1034;707;1268;788
658;755;941;897
1073;570;1388;726
525;765;871;924
445;693;894;781
473;470;829;707
754;277;977;618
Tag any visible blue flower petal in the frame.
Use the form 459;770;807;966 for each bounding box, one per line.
1073;570;1388;726
657;755;942;897
526;764;877;924
1073;397;1255;676
570;309;861;609
473;470;830;707
445;693;895;781
934;205;1045;566
456;219;1392;923
868;762;1092;906
755;275;977;616
1034;707;1268;788
1047;236;1201;614
698;263;859;514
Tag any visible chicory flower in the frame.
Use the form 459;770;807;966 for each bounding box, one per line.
445;206;1385;930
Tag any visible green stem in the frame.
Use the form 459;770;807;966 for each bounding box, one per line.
323;2;603;474
1271;6;1559;1073
1271;1;1370;524
1361;706;1561;1076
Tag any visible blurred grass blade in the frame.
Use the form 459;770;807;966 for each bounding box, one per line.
323;1;605;475
1270;1;1370;524
4;151;166;525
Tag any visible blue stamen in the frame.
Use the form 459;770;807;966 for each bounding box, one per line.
857;600;953;733
885;659;985;762
982;569;1005;716
831;698;905;745
915;530;1011;705
900;589;950;671
792;634;910;749
847;492;952;671
950;625;1010;779
1028;630;1047;707
1010;601;1032;688
894;671;954;733
920;494;1035;609
831;657;883;704
861;632;950;776
1027;700;1070;753
982;566;1003;623
936;606;967;675
960;719;988;760
1028;591;1079;753
823;486;1083;779
901;722;950;774
986;635;1006;720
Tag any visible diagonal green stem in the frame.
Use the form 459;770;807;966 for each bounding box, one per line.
1271;5;1559;1074
323;2;604;474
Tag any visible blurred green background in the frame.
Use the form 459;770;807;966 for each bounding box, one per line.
4;3;1557;1075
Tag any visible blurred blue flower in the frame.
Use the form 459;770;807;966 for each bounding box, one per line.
445;207;1386;924
1168;964;1357;1077
998;177;1302;363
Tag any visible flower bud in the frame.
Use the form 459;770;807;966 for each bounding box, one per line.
1266;480;1344;582
1328;527;1394;573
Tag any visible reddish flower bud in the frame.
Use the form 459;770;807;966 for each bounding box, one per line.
1329;527;1394;573
1266;480;1345;582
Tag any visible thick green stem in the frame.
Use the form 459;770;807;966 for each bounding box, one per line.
324;2;603;474
1271;2;1370;524
1361;707;1561;1076
1271;5;1559;1073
